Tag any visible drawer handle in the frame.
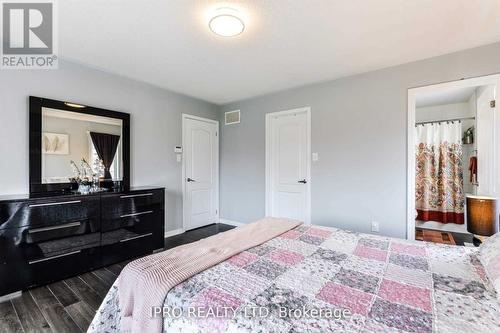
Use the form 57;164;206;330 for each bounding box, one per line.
120;193;153;199
28;250;81;265
120;210;154;218
28;200;82;208
28;221;82;234
119;232;153;243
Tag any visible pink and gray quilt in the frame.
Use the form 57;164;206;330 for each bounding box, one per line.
89;225;500;332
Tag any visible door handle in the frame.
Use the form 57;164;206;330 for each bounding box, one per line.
298;179;307;184
186;178;196;182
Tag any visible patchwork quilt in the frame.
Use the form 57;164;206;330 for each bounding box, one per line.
89;225;500;332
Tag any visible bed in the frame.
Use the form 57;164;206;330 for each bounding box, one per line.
88;222;500;333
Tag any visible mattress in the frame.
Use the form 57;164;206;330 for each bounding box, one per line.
88;225;500;332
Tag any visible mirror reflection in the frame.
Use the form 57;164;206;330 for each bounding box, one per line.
41;107;123;192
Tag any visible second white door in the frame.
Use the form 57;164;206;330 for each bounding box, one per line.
266;107;311;223
183;115;219;230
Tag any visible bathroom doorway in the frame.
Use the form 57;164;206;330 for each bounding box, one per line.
407;74;500;243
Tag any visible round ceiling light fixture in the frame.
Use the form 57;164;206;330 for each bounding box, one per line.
209;7;245;37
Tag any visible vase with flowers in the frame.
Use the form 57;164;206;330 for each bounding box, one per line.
69;158;97;194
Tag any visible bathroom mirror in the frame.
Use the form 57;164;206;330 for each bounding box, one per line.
29;96;130;195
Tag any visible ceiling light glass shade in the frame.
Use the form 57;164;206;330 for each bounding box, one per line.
209;8;245;37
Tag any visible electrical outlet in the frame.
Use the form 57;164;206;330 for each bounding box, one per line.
371;221;379;232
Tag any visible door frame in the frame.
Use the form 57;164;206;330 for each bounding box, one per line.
265;107;312;224
182;113;219;231
406;73;500;240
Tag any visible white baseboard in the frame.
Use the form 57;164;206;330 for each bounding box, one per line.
164;228;184;238
0;291;21;303
219;218;245;227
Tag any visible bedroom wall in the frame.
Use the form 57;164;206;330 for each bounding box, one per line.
218;42;500;238
415;102;473;122
0;60;219;232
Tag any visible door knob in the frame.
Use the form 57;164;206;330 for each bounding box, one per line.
298;179;307;184
186;178;196;182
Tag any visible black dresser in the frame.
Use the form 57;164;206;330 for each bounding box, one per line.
0;187;165;297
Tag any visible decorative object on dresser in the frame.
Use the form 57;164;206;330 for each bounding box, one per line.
0;187;165;298
69;158;102;194
467;195;499;246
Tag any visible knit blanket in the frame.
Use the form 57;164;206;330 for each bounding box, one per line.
118;217;302;332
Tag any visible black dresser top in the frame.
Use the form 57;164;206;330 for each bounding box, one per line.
0;186;165;203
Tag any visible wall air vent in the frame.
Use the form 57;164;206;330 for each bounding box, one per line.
225;110;240;125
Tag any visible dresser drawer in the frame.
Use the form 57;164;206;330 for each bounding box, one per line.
0;247;100;296
25;219;99;245
101;228;164;266
0;220;100;263
101;189;164;219
101;208;160;232
0;195;100;230
101;208;163;247
0;224;101;296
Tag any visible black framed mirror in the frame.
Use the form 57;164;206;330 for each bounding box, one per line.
29;96;130;195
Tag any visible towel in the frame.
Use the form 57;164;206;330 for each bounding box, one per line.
469;156;477;183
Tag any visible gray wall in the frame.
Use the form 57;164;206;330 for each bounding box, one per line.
0;60;218;232
219;42;500;238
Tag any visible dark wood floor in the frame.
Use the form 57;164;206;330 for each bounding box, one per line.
415;227;474;246
0;223;235;333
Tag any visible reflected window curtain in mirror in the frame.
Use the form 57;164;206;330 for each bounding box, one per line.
90;132;121;180
415;121;465;224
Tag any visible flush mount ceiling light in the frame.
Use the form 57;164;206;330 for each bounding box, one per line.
209;7;245;37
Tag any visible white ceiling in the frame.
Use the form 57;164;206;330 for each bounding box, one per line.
415;86;477;108
59;0;500;105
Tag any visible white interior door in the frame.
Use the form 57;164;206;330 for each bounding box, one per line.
266;108;311;223
183;115;219;230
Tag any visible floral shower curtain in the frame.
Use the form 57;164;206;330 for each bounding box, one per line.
415;121;465;224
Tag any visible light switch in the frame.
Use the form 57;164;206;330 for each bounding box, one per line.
312;152;319;162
